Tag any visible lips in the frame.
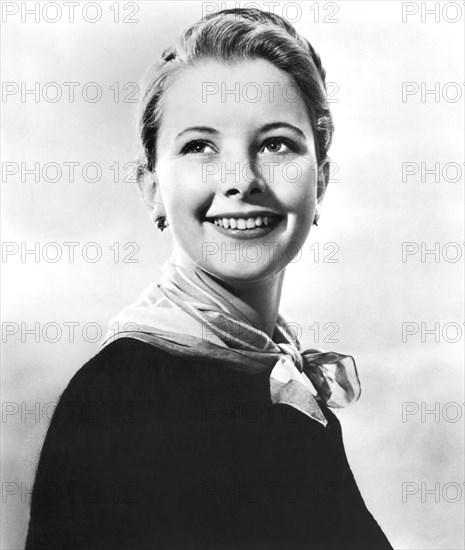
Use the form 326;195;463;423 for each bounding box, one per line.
205;214;284;239
209;215;279;230
205;210;283;228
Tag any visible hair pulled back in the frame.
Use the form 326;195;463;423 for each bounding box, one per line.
137;8;334;184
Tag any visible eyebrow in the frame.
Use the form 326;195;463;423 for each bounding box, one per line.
176;126;219;139
175;123;306;140
260;122;306;140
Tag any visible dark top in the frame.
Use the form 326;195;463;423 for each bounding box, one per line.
26;337;392;550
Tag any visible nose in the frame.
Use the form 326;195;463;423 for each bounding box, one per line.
220;151;267;198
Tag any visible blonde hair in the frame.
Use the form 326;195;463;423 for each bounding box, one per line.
136;7;334;183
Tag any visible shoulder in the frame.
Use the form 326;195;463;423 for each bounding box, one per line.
61;337;196;399
73;336;178;380
39;338;209;469
48;337;210;434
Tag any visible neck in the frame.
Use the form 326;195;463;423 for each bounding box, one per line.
217;270;286;339
169;249;286;340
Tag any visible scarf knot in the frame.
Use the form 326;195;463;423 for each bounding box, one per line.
276;343;304;371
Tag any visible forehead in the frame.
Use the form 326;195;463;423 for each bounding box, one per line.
158;58;313;141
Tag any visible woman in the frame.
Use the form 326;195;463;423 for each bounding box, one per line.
26;8;392;550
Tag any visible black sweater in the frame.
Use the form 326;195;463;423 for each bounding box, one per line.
26;337;392;550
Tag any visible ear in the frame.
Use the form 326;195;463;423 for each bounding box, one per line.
314;159;330;224
137;170;166;223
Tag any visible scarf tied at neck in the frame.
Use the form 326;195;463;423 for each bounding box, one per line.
100;262;361;427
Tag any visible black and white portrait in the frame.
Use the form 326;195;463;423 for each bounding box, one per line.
2;2;463;549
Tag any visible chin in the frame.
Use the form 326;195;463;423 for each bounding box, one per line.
204;259;284;288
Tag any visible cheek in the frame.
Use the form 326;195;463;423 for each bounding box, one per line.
273;161;318;217
158;163;207;221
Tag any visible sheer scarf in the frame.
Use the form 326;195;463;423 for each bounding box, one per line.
100;262;361;427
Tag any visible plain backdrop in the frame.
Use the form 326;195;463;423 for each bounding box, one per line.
1;1;464;549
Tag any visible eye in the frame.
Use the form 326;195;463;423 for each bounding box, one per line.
180;140;217;155
260;137;297;155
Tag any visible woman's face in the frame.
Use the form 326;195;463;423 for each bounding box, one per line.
154;58;323;287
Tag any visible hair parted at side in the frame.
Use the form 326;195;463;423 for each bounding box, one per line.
136;7;334;185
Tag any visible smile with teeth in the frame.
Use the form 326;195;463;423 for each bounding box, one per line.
210;215;277;229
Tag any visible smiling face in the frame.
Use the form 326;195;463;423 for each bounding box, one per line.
152;58;326;287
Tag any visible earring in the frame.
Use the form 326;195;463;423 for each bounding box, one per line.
313;218;319;226
155;216;169;232
153;201;169;232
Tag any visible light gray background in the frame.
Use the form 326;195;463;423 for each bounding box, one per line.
1;1;464;549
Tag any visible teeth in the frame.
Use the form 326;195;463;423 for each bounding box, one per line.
211;215;275;229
